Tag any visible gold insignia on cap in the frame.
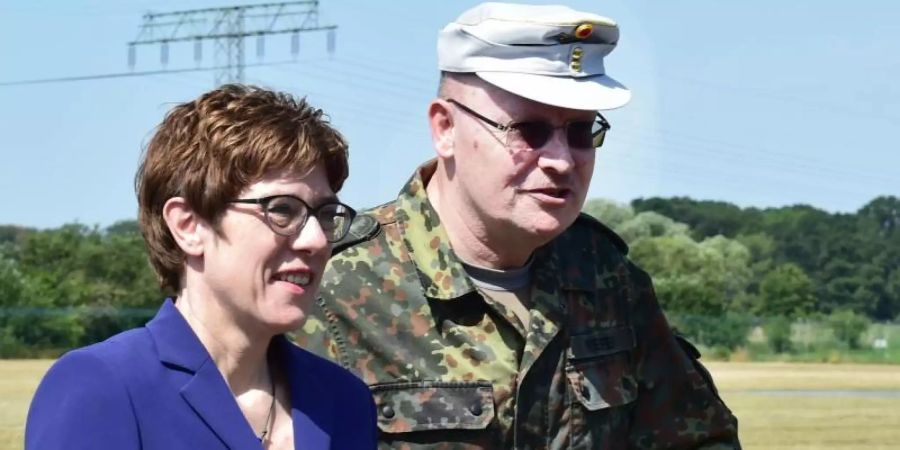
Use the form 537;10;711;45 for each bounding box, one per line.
574;23;594;39
570;46;584;72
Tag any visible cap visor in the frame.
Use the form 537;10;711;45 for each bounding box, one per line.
476;72;631;111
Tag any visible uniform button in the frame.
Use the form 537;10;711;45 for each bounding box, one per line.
381;405;395;419
469;402;483;416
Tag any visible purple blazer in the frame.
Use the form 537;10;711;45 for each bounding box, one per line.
26;299;377;449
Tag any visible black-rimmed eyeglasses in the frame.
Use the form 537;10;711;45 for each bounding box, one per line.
446;98;610;152
229;195;356;243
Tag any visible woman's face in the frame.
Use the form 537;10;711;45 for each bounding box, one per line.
200;165;334;334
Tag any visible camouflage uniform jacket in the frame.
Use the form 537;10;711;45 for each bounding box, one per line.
296;161;740;449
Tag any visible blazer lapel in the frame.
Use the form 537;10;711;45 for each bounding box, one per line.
291;411;331;450
181;360;262;449
277;337;331;450
147;299;261;449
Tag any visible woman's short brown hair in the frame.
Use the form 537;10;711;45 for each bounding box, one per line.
136;84;349;293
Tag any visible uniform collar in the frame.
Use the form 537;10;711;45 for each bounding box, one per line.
395;159;476;300
394;160;602;300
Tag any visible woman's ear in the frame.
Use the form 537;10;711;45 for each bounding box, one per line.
162;197;206;257
428;98;456;159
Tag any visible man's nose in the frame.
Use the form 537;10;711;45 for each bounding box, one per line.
536;130;576;174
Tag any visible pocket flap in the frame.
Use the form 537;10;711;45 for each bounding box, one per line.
566;356;638;411
370;380;495;433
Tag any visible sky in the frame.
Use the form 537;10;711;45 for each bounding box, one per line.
1;0;898;229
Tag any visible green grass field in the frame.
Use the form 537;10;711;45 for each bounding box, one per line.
2;360;899;449
0;360;50;450
708;362;900;449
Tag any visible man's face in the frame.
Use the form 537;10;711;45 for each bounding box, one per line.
447;83;597;243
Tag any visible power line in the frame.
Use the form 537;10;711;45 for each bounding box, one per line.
0;59;311;87
661;72;900;125
598;138;893;204
611;118;898;186
265;64;428;109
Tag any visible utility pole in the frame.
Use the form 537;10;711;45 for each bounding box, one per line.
128;1;336;85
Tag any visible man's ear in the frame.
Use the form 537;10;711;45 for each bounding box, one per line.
162;197;206;257
428;98;455;159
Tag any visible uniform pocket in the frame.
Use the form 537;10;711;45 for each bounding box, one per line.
370;380;495;433
565;337;638;448
566;355;638;411
566;327;638;411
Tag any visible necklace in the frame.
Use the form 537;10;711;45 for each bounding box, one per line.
258;365;276;442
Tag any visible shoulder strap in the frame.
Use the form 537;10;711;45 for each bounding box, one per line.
331;214;380;255
576;213;629;255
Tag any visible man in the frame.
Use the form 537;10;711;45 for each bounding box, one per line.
297;3;741;449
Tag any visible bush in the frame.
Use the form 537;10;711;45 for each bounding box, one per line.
0;326;26;358
670;313;754;352
828;310;870;349
764;316;793;353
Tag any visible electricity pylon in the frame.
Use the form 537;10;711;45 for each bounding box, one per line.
128;1;336;85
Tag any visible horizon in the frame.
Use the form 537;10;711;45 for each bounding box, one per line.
3;193;896;231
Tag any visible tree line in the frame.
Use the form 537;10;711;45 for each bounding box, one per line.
624;195;900;321
1;195;898;357
584;195;899;357
0;222;161;356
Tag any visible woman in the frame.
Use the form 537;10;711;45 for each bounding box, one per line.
26;85;377;449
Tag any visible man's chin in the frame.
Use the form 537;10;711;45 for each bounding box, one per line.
525;212;578;240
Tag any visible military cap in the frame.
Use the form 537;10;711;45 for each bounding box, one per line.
438;2;631;111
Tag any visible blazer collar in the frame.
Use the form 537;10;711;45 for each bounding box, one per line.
146;298;209;371
146;300;332;450
146;299;261;449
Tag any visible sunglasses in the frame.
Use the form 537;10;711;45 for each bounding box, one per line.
446;98;610;152
229;195;356;243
